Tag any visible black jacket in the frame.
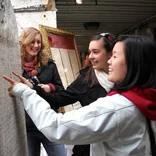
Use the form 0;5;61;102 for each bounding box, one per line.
33;65;108;109
23;59;64;92
22;59;64;130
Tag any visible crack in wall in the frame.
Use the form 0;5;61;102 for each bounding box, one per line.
0;0;5;23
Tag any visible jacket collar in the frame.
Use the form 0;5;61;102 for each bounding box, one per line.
108;88;156;120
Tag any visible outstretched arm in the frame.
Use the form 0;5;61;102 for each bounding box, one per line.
2;73;118;145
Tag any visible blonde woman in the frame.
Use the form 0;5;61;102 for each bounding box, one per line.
19;27;66;156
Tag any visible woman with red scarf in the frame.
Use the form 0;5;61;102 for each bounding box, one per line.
19;27;65;156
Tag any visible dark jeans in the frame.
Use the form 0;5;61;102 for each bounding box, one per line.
27;130;66;156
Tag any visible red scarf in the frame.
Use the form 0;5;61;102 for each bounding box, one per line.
108;88;156;120
22;57;38;77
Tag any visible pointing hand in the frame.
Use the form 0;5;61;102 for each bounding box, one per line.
2;74;19;97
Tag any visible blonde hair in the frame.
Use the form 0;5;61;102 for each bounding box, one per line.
19;27;48;65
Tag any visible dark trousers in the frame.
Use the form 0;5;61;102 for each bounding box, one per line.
27;130;66;156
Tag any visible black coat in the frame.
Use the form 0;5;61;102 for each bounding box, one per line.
33;66;108;109
23;59;64;130
23;59;64;92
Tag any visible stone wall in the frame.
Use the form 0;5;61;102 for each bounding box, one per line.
0;0;27;155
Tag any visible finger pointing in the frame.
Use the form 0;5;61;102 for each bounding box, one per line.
12;72;26;81
2;75;16;84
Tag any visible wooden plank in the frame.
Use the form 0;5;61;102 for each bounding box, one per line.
51;48;81;113
51;48;68;88
68;49;80;79
60;49;74;86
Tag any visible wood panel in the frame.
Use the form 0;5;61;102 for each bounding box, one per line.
51;48;68;88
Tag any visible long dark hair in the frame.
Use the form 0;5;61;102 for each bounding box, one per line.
83;33;114;88
113;35;156;91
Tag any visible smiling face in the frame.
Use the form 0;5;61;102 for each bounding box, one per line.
25;34;42;60
108;41;127;84
88;38;111;73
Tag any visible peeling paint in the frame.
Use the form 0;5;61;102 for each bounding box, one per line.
14;4;46;12
11;0;49;8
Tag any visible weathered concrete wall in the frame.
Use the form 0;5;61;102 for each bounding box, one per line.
15;11;57;36
0;0;27;155
10;0;57;36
